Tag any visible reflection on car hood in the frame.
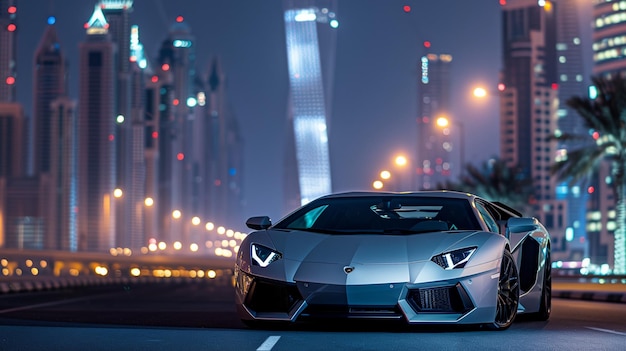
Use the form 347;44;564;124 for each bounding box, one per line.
267;229;486;265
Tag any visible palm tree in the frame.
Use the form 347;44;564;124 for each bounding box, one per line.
437;158;534;215
552;75;626;274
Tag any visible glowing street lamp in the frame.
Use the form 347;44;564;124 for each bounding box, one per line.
113;188;123;198
435;115;465;176
471;83;505;100
436;116;449;128
473;87;488;98
144;197;154;206
191;216;201;226
394;155;408;167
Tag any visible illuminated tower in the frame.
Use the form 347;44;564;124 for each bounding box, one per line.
553;0;590;260
124;24;146;249
587;1;626;271
48;97;77;251
143;74;161;245
156;15;195;243
32;16;78;251
100;0;140;249
77;5;116;251
200;57;244;228
283;0;338;207
33;17;67;175
501;0;567;256
0;0;17;102
416;46;454;190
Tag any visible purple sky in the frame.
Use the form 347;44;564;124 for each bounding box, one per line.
15;1;539;226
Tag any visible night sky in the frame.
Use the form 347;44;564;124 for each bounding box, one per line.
16;1;511;226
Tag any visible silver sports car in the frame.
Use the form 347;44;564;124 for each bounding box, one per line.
234;191;551;330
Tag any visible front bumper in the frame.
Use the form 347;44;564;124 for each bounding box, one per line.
235;266;500;325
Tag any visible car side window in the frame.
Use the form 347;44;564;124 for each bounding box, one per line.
475;202;499;233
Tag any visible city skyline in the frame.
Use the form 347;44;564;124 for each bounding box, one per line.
11;0;515;224
7;1;598;228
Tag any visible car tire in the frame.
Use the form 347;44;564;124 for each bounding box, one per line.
486;249;519;330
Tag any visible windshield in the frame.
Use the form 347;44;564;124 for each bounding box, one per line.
274;196;481;234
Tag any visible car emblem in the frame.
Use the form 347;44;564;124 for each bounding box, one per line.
344;266;355;274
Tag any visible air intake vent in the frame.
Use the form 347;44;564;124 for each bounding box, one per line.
407;283;473;313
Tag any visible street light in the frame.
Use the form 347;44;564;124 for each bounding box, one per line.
371;154;412;191
435;115;465;176
394;155;408;167
473;87;488;98
372;180;384;190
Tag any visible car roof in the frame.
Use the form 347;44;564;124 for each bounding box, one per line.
316;190;523;218
317;190;477;201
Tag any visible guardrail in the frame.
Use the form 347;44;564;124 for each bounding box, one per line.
0;248;236;294
553;271;626;284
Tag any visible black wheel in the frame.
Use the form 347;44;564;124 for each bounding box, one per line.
486;250;519;330
529;249;551;321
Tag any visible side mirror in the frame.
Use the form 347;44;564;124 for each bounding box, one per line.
246;216;272;230
505;217;538;244
507;217;538;233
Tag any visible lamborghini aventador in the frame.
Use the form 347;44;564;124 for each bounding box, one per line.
234;191;551;330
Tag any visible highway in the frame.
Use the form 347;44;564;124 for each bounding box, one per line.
0;277;625;350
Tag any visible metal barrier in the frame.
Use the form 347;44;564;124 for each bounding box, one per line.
0;248;236;294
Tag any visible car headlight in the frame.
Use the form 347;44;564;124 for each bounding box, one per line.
251;244;282;267
431;247;477;270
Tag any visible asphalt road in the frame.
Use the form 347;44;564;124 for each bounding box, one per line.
0;278;625;351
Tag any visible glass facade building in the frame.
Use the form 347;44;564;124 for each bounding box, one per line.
283;0;337;206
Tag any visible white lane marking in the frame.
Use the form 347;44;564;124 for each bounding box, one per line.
586;327;626;336
257;336;281;351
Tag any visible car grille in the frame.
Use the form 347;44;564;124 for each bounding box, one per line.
301;305;403;320
245;278;303;314
406;283;473;313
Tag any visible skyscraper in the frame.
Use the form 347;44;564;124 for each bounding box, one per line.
47;97;77;251
77;5;116;251
501;0;567;259
415;48;454;190
553;0;591;259
33;19;67;175
143;73;161;244
32;16;78;252
124;24;146;250
0;102;24;178
201;57;244;228
585;0;626;270
592;0;626;76
0;0;17;103
100;0;142;249
155;15;196;244
0;102;27;248
283;0;337;207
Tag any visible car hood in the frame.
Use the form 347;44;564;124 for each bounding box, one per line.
266;229;487;265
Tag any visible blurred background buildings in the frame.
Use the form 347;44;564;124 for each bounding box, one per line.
0;0;623;272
